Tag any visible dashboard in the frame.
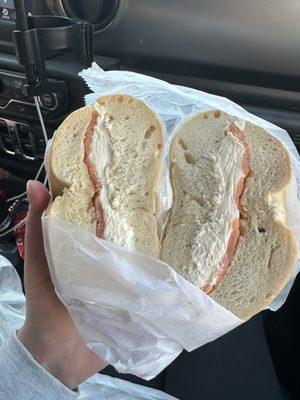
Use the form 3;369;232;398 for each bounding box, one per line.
0;0;15;22
0;0;299;179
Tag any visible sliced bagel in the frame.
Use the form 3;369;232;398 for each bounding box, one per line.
47;94;164;258
161;110;297;319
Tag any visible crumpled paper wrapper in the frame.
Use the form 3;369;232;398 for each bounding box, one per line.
0;256;178;399
42;62;300;380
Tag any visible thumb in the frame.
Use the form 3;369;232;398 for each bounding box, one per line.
24;180;51;294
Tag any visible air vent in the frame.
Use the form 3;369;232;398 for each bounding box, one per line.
36;138;46;157
48;0;119;30
17;124;36;160
0;119;15;155
0;119;46;161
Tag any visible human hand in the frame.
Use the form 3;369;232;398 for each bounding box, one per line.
17;180;106;390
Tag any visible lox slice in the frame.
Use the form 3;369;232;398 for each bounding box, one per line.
47;94;163;258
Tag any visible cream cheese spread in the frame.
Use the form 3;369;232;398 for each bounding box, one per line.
187;130;246;289
89;106;135;248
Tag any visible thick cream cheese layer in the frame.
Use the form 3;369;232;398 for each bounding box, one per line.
188;130;246;289
89;107;135;248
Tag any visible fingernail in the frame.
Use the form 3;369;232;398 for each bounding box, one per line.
26;180;33;203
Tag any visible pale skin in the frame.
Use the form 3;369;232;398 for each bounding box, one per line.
17;180;107;390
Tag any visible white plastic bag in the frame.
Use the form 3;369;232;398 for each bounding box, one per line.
42;63;300;380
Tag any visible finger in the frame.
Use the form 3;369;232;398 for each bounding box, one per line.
24;180;51;292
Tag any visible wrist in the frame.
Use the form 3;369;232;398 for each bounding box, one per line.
17;327;78;390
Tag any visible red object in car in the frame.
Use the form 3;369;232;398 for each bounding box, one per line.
12;211;27;260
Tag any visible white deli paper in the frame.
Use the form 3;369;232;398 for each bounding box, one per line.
0;256;178;399
42;63;300;380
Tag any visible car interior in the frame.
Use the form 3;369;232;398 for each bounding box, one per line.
0;1;299;399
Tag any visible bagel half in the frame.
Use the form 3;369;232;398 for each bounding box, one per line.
161;110;297;319
47;94;164;258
